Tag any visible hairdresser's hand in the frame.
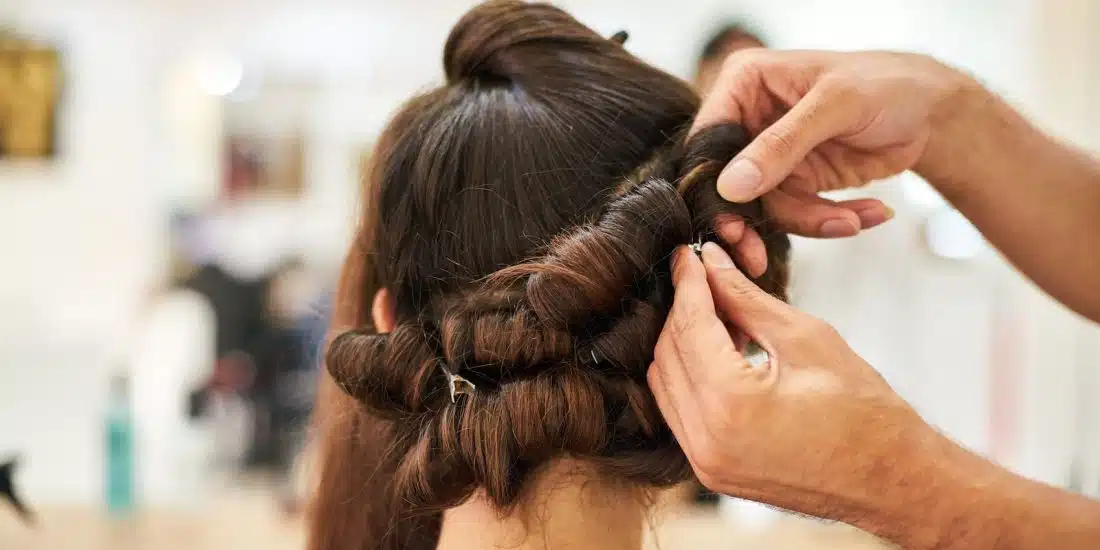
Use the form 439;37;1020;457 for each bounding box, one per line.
695;50;966;244
648;244;936;536
649;244;1100;548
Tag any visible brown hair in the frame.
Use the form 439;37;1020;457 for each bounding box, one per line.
309;2;790;549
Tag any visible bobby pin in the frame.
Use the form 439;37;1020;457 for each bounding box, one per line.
688;234;704;256
442;366;476;403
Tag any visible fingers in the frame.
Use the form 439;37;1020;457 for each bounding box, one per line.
649;247;750;446
647;353;715;478
691;56;753;136
669;247;717;318
837;198;894;229
693;49;837;134
717;84;862;203
716;217;768;277
713;214;745;243
647;360;686;439
647;251;713;441
667;248;750;382
699;242;797;346
718;196;894;274
763;189;859;238
763;191;893;238
732;227;768;278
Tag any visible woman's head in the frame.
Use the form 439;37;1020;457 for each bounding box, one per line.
311;2;790;549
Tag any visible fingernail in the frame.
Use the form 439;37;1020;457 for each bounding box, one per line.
717;159;763;203
819;219;860;238
701;242;735;268
855;205;895;229
883;206;895;221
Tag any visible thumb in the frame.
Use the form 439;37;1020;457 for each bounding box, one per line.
699;242;797;340
717;83;857;203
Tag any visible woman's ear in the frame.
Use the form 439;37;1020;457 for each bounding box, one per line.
371;288;396;333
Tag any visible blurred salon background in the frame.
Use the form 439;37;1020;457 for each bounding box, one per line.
0;0;1097;549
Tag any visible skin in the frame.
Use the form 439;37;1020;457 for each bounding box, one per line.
650;49;1100;549
701;49;1100;322
652;246;1100;548
696;45;897;278
436;461;647;550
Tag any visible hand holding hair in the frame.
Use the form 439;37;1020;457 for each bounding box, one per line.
648;244;1100;549
696;48;1100;321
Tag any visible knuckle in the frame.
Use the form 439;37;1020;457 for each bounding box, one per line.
721;274;761;303
760;130;797;159
818;75;864;106
721;47;766;73
669;316;697;342
723;272;754;294
669;304;703;337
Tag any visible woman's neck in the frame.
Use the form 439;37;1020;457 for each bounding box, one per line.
436;460;647;550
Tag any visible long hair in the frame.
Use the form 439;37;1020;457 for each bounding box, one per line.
308;2;790;549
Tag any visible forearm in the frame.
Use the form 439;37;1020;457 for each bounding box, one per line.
916;75;1100;322
852;430;1100;549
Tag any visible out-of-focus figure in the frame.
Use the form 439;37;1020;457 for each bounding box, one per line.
693;22;766;95
163;199;326;512
249;258;321;514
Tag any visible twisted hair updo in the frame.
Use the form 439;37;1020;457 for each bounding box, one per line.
310;3;790;550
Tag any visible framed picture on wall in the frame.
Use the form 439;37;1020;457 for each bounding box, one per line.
222;133;305;200
0;31;61;160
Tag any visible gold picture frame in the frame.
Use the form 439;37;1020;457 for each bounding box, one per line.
0;32;61;160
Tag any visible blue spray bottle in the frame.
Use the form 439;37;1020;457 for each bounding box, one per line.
105;374;134;515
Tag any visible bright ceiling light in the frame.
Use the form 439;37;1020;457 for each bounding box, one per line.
196;55;244;97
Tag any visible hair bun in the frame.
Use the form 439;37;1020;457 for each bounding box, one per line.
443;1;612;84
325;326;443;419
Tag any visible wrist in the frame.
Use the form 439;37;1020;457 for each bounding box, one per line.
913;65;991;191
844;425;1009;549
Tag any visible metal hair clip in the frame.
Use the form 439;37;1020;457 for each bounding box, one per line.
443;366;476;403
688;234;704;256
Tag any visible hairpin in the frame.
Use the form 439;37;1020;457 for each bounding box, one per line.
590;350;600;364
442;366;476;403
688;234;704;256
610;30;629;45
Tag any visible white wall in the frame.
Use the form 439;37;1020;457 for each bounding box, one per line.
0;4;169;503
